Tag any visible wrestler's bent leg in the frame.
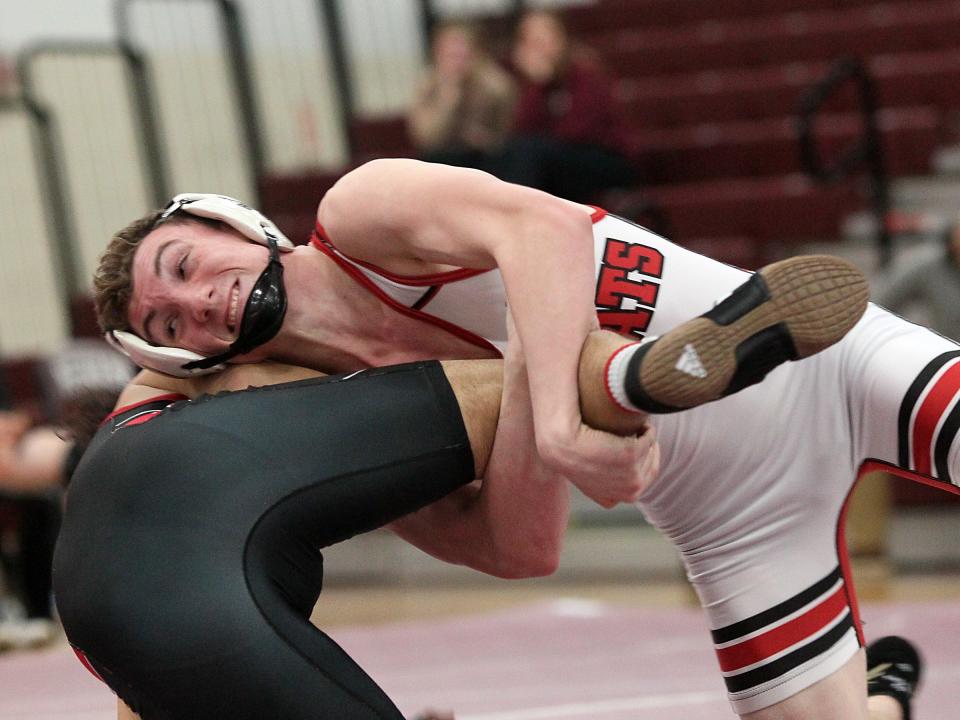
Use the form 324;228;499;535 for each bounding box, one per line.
703;304;957;720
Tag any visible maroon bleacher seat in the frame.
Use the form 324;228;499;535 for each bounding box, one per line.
592;1;960;76
350;116;414;162
619;48;960;130
70;295;101;339
563;0;907;34
0;358;42;415
258;171;346;244
628;106;938;184
641;174;861;241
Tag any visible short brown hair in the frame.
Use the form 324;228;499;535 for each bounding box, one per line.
94;211;229;334
94;210;164;334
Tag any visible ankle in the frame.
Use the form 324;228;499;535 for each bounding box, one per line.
578;330;649;435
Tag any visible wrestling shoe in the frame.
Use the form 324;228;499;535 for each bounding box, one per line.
866;635;922;720
622;254;869;413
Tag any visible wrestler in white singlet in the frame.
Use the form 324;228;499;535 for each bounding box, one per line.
314;208;960;714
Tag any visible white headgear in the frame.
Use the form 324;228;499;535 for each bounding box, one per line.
105;193;295;377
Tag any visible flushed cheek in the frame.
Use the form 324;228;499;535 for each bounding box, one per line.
185;329;229;355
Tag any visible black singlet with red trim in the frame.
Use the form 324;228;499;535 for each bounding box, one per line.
52;362;474;720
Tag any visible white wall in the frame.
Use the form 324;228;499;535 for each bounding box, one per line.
0;0;116;53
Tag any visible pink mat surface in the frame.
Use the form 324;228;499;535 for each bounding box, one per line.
1;599;956;719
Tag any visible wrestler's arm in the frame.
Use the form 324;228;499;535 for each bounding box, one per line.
388;328;656;574
387;332;570;577
317;158;651;506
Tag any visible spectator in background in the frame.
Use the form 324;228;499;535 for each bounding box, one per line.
497;10;634;203
875;219;960;341
0;391;121;651
407;21;516;173
0;341;132;650
0;410;66;650
0;411;71;495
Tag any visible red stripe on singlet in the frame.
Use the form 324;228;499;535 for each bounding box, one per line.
311;222;488;285
860;459;960;497
588;206;607;222
836;467;866;647
310;223;500;355
714;585;848;672
73;647;104;683
101;394;188;425
911;360;960;475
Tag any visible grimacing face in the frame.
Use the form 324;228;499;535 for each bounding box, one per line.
127;220;271;355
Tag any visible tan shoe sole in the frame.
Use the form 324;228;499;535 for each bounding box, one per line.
628;255;869;412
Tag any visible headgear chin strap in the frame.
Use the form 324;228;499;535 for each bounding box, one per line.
106;193;294;377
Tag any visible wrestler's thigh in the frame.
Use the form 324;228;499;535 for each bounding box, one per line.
842;304;960;479
642;363;861;714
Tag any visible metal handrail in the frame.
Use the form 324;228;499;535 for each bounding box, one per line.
796;58;891;266
318;0;356;158
1;93;78;311
17;40;168;207
116;0;264;202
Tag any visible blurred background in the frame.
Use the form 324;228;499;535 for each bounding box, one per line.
0;0;959;654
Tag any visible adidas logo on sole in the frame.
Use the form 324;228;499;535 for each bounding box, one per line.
675;344;707;378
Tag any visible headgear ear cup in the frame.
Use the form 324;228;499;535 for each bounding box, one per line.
105;194;294;377
106;329;218;376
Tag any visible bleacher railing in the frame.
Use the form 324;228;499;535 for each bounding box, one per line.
0;97;72;352
17;41;164;300
797;58;892;266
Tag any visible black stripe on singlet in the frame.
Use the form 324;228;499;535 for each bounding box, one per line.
723;611;855;694
897;350;960;469
412;286;440;310
710;567;842;645
934;402;960;486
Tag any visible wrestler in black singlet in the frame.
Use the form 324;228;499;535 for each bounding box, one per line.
53;361;475;720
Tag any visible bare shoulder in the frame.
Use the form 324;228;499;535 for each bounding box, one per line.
320;160;447;226
317;159;481;268
113;371;189;410
319;159;417;214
